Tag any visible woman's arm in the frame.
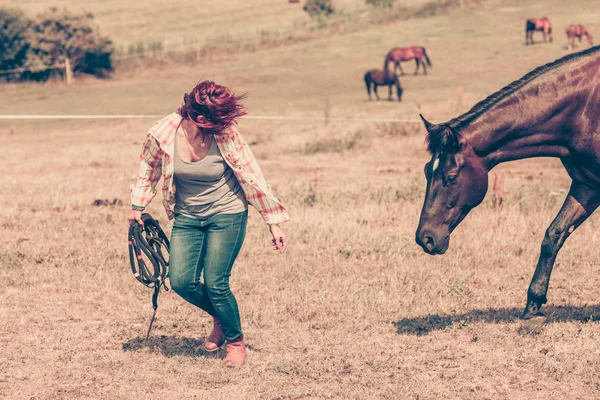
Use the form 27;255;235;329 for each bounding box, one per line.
130;132;163;214
227;126;289;252
229;127;290;226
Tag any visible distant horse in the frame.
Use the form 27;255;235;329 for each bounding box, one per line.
364;69;403;101
526;17;553;45
416;46;600;323
384;46;432;76
566;24;593;50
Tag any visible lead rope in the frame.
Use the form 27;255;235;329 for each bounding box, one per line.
127;213;170;340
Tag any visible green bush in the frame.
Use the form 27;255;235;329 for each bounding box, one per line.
27;8;114;79
0;7;114;81
303;0;335;17
0;9;32;79
366;0;395;8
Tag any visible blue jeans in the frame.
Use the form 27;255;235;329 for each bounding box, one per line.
169;211;247;341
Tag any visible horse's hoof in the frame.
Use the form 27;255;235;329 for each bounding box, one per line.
519;315;547;333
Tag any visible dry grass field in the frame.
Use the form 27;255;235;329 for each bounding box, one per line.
2;0;600;399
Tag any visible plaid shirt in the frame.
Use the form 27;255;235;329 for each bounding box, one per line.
131;113;289;225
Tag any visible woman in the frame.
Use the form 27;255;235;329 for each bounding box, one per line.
128;80;289;367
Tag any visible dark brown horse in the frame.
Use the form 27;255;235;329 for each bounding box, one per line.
384;46;432;76
566;24;593;50
526;17;553;45
364;69;403;101
415;46;600;323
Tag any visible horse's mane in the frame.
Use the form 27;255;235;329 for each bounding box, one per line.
445;45;600;132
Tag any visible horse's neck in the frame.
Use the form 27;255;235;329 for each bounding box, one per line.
458;75;583;168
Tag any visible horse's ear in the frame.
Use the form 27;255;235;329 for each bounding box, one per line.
420;114;444;153
420;114;464;154
419;114;439;134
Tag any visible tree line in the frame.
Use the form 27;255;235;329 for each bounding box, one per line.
0;7;113;82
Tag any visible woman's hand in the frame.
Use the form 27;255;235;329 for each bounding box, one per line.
128;210;144;226
269;224;287;254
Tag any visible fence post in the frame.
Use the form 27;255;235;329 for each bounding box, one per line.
64;58;73;85
456;86;464;111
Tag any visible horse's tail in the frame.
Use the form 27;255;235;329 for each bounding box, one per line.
364;72;372;96
422;47;432;67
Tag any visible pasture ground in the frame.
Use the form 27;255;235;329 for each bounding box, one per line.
2;0;600;398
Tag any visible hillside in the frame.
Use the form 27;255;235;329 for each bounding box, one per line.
1;0;598;124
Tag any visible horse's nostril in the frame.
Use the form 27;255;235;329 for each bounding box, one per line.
423;235;435;249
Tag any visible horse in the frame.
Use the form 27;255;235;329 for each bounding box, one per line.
566;24;593;50
364;69;403;101
384;46;432;76
526;17;553;45
415;46;600;324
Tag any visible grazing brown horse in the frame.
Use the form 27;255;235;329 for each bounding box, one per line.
566;24;593;50
526;17;553;45
364;69;403;101
415;46;600;323
384;46;432;76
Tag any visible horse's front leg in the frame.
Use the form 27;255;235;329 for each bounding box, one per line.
522;183;600;320
414;59;420;75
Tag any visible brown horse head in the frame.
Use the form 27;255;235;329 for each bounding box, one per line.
585;28;593;45
544;17;554;42
415;115;489;254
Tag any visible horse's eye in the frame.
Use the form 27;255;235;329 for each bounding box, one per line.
446;175;457;185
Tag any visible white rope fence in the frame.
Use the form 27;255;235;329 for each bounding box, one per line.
0;114;421;123
0;65;62;75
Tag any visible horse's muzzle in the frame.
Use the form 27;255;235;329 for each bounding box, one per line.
415;229;450;255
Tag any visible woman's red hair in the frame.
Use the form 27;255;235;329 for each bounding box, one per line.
177;80;247;135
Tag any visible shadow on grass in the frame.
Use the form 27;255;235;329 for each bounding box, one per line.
394;304;600;336
122;335;223;358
